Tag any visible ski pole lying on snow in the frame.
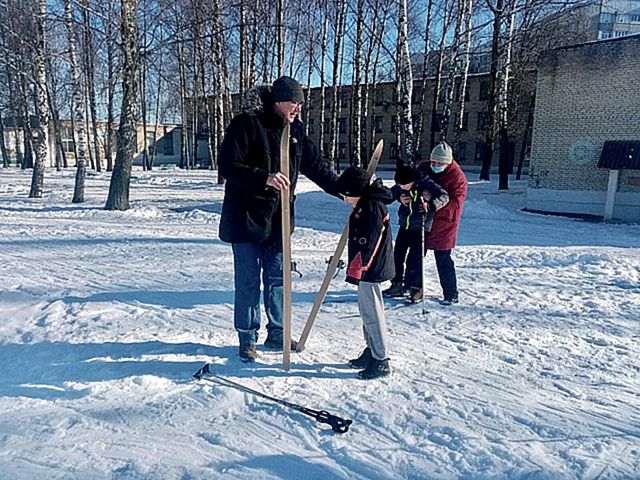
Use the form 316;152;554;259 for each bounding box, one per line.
193;363;352;434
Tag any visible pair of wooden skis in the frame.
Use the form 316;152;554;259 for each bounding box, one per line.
279;126;384;370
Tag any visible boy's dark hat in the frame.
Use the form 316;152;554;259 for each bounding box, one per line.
394;165;419;184
337;167;371;197
272;76;304;104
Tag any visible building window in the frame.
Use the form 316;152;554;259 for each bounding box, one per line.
338;117;347;134
163;129;174;155
461;112;469;131
391;116;398;133
340;93;350;108
600;12;615;23
457;142;467;163
374;86;385;106
308;118;315;134
613;30;632;38
477;112;489;131
598;31;611;39
432;112;443;133
390;142;398;159
146;132;156;156
475;141;488;162
479;81;490;101
412;87;422;104
455;80;470;102
373;115;383;133
338;142;346;159
61;126;75;154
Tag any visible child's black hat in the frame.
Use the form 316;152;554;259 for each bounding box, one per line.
394;164;419;184
337;167;371;197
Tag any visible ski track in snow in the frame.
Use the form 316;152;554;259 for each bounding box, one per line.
0;168;639;479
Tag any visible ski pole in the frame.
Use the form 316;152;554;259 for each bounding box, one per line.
193;364;352;433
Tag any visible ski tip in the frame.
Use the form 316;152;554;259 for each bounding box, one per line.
193;363;210;380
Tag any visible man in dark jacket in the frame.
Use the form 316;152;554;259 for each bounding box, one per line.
219;76;340;361
418;141;468;306
338;167;395;380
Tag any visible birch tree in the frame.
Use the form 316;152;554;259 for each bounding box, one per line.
396;0;414;165
105;0;139;211
29;0;49;198
328;0;346;170
453;0;474;148
65;0;87;203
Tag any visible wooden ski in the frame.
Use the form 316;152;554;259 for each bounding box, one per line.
296;139;384;352
280;124;292;371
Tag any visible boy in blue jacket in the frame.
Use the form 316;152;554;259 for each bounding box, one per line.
384;165;449;302
337;167;395;380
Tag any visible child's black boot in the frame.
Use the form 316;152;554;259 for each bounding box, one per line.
358;358;390;380
348;347;372;369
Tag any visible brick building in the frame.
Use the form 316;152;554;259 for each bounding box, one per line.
526;34;640;222
2;120;182;168
302;73;532;169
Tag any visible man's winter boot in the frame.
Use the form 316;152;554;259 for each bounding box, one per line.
358;358;390;380
238;331;258;362
239;342;258;362
439;297;459;306
348;347;372;369
383;282;404;298
409;287;423;303
264;331;299;351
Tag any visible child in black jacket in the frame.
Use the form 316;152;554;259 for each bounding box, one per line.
337;167;395;380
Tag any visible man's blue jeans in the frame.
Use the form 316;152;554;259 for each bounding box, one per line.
232;243;283;343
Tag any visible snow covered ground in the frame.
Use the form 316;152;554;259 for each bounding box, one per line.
0;166;638;480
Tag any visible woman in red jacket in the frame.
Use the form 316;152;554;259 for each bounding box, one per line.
418;142;468;306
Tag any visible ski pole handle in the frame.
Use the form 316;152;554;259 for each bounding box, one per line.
314;410;352;433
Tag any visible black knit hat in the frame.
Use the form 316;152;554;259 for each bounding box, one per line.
394;165;419;184
272;76;304;103
337;167;371;197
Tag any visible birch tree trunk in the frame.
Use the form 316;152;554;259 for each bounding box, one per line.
453;0;473;148
82;1;101;172
429;0;451;153
498;0;515;190
0;107;8;167
415;0;433;159
213;0;226;183
105;0;116;171
396;0;414;165
329;0;346;171
239;0;247;98
277;0;284;76
351;0;364;166
479;0;503;181
105;0;139;211
439;0;465;142
29;0;49;198
66;0;87;203
318;7;328;157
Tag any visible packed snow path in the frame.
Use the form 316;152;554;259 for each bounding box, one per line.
0;168;638;479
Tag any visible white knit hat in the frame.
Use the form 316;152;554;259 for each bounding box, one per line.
430;141;453;164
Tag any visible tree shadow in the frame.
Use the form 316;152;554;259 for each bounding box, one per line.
0;340;228;400
0;339;356;400
62;289;357;309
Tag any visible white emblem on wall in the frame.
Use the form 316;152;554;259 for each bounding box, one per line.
568;140;598;166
